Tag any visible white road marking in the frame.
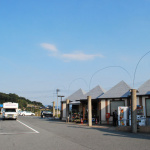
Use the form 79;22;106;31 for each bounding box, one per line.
17;120;39;133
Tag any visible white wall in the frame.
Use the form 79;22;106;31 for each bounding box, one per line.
107;99;110;113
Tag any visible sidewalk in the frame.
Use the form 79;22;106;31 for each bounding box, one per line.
66;121;117;131
47;118;150;133
46;117;116;130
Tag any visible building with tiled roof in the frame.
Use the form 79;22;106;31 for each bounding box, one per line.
61;88;86;121
98;81;131;124
136;79;150;118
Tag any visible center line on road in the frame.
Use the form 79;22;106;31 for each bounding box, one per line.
17;120;39;133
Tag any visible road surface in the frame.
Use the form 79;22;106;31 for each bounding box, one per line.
0;116;149;150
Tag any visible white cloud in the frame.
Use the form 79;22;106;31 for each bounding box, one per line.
41;43;104;61
40;43;57;52
61;52;103;61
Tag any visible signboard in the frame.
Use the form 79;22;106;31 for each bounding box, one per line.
118;106;129;126
0;104;3;107
3;102;18;108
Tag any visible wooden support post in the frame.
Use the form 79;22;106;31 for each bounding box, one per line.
88;96;92;127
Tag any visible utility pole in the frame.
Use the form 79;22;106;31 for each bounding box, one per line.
56;89;60;118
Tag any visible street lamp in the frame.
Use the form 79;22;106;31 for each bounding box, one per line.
56;89;60;118
58;95;65;119
68;78;88;94
89;66;132;90
133;50;150;88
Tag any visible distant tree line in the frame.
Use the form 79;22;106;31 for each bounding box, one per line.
0;92;43;110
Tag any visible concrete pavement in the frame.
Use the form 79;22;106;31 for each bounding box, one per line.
0;116;149;150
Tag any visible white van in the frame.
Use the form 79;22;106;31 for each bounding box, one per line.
2;102;18;120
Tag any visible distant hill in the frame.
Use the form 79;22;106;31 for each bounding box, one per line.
0;92;43;109
44;105;60;110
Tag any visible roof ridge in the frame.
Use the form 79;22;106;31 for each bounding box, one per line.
63;88;86;102
137;79;150;95
138;79;150;90
99;81;131;98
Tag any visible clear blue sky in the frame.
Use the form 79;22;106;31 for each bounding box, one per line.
0;0;150;105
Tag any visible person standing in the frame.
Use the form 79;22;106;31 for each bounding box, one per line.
41;111;43;118
113;110;118;126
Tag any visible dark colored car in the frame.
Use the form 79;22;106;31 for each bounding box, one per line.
41;111;53;118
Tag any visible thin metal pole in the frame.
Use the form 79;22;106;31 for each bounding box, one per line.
56;89;60;118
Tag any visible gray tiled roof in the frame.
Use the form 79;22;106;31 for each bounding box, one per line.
99;81;131;99
63;88;86;102
137;79;150;95
81;85;105;99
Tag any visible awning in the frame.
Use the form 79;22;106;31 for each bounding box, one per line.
69;101;80;105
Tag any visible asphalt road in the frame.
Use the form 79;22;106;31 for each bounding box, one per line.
0;116;150;150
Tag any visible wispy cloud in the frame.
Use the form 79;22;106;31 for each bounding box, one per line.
62;52;103;61
40;43;104;62
40;43;57;52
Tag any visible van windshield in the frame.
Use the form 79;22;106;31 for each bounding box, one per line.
5;109;16;112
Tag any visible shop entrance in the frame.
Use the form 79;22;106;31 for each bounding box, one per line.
72;105;80;122
92;101;99;122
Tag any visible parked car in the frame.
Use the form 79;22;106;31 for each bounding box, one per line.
20;111;35;116
41;111;53;118
18;110;22;115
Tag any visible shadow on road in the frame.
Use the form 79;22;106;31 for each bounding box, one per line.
43;119;150;140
